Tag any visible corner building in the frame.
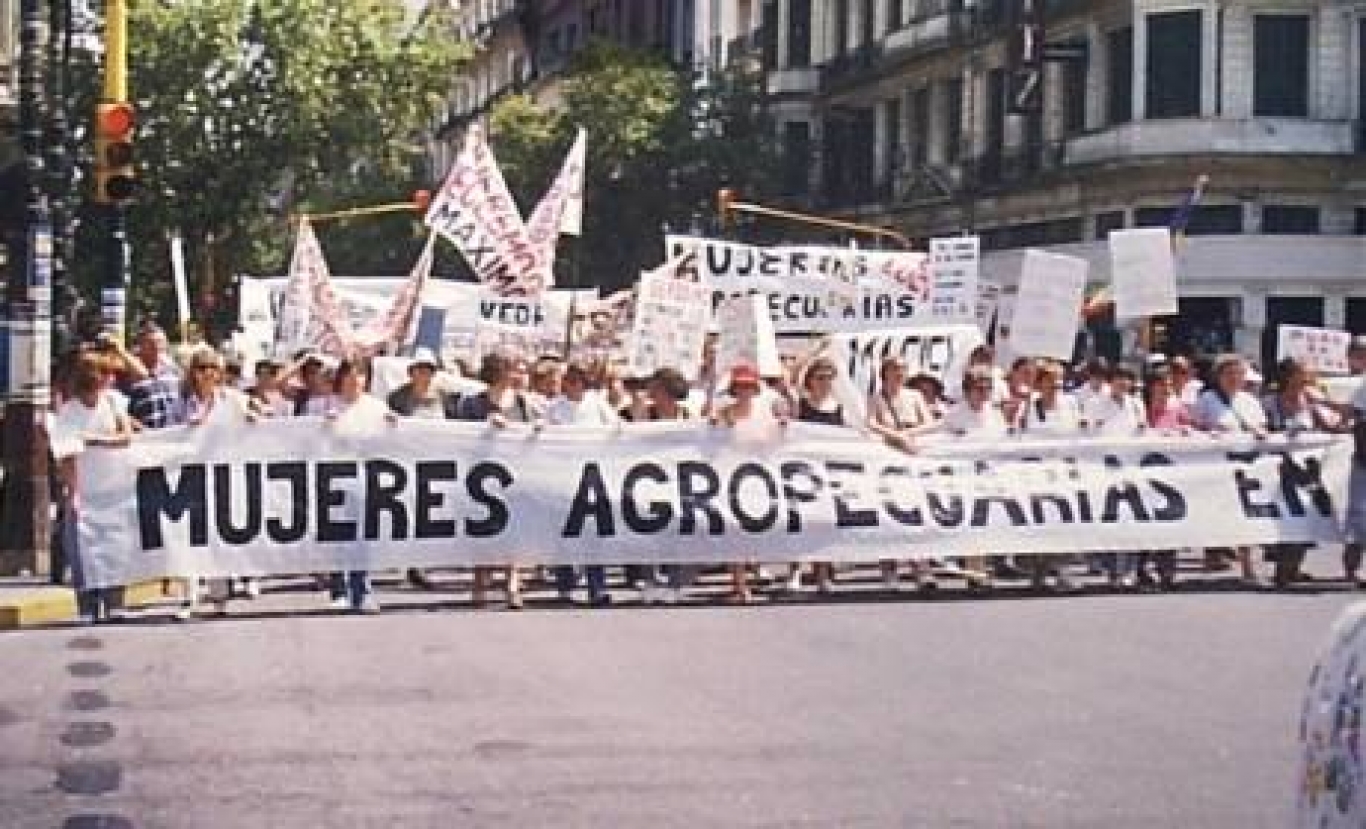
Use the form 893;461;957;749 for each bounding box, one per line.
763;0;1366;365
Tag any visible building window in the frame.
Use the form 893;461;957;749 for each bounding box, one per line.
862;0;875;46
1062;55;1087;136
944;77;963;164
1095;211;1126;238
1254;15;1309;117
980;217;1085;251
1135;205;1243;235
1145;11;1202;119
1106;28;1132;125
1356;207;1366;235
788;0;812;67
1262;205;1320;235
909;86;930;170
885;0;900;33
781;121;812;197
883;97;901;196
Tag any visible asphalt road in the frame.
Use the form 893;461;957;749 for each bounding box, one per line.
0;566;1357;829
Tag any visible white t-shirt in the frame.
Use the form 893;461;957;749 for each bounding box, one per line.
1074;382;1111;414
1022;392;1081;437
546;392;620;426
1193;388;1268;434
1083;393;1147;436
56;392;122;440
941;401;1009;439
868;387;932;432
329;393;390;425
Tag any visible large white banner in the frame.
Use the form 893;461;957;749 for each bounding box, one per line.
241;276;593;360
77;418;1351;588
825;325;984;423
665;236;932;334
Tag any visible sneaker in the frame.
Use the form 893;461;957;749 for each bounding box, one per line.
784;570;803;593
662;587;683;605
588;591;613;607
639;584;659;604
173;604;193;622
815;576;835;596
328;596;349;611
881;571;900;592
507;591;525;611
1054;572;1078;592
913;571;939;592
243;578;262;600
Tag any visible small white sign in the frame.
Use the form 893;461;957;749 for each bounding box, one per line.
929;236;980;322
626;260;713;381
715;294;782;380
1109;227;1178;319
1277;325;1352;376
1009;250;1088;361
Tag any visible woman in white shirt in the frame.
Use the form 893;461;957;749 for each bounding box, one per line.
1019;361;1081;590
1021;360;1080;438
867;357;941;592
547;363;618;606
1081;365;1147;437
55;352;135;623
172;347;262;618
324;359;394;614
1193;353;1266;584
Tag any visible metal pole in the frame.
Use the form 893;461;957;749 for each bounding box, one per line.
101;0;129;340
0;0;53;577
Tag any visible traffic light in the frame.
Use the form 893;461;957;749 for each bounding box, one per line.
717;187;737;228
94;101;135;205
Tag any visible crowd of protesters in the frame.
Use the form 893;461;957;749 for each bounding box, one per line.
44;322;1366;623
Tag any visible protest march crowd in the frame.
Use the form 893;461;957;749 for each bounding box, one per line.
46;318;1366;623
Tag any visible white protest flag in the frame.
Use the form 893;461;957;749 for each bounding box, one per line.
523;128;587;288
716;293;782;379
929;236;980;323
355;234;436;354
627;255;713;381
1109;227;1178;319
527;127;586;240
273;219;355;358
1009;250;1088;361
1278;325;1352;375
425;127;545;296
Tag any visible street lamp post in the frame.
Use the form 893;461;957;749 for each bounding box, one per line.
0;0;54;576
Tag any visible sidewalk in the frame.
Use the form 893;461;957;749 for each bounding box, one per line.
0;577;170;630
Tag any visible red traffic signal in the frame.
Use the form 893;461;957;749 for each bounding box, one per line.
94;101;136;205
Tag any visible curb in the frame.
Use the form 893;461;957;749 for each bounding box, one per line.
0;581;173;630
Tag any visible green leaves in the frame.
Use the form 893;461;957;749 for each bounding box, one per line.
487;42;783;292
65;0;468;330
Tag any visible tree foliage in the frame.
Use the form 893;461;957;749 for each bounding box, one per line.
66;0;468;328
488;42;783;292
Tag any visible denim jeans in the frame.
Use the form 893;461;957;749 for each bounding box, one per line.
554;566;606;597
329;571;372;608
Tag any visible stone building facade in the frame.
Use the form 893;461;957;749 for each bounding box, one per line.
762;0;1366;363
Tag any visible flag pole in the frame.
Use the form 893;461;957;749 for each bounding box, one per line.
562;237;580;360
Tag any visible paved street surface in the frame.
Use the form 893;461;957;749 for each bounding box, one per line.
0;563;1358;829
